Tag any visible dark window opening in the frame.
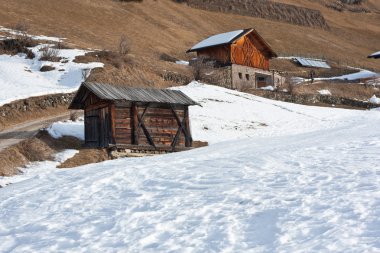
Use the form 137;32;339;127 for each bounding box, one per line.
238;73;242;79
246;74;250;80
258;77;266;81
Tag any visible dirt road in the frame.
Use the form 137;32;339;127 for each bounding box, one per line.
0;112;71;151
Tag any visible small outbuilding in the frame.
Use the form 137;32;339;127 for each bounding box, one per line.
69;82;198;152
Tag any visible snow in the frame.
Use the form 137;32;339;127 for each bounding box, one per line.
369;95;380;104
315;69;380;82
1;82;380;252
190;30;244;51
46;119;84;140
0;31;103;106
0;149;78;187
175;60;189;66
260;85;275;91
318;89;332;95
0;26;64;42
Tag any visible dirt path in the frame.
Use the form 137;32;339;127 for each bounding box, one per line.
0;112;71;151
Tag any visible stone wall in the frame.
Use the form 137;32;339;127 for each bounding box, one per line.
201;65;233;89
0;93;75;118
251;90;378;109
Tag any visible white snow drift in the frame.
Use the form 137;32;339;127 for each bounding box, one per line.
0;30;103;106
0;82;380;252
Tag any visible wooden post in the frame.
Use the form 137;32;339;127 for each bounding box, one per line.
132;103;138;145
184;107;192;147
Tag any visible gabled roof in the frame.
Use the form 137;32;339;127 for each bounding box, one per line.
69;82;198;109
368;51;380;59
187;28;277;57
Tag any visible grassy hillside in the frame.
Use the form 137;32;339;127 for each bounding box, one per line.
0;0;378;87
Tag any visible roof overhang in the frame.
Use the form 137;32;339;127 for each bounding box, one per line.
69;82;199;110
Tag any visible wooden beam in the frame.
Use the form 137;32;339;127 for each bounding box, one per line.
184;107;192;147
109;103;116;144
170;106;192;150
136;103;156;148
132;102;138;145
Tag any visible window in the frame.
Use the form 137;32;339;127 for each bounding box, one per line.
258;77;266;81
246;74;250;80
238;72;242;79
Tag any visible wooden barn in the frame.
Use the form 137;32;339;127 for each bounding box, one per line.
69;82;198;152
187;28;277;70
187;28;283;89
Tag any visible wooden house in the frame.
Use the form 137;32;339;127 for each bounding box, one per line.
69;82;198;152
187;28;283;89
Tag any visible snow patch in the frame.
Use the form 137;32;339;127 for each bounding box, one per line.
260;85;275;91
369;95;380;104
0;32;103;106
47;119;84;140
318;89;332;95
175;60;189;66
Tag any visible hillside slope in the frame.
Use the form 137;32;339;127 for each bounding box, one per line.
0;0;378;73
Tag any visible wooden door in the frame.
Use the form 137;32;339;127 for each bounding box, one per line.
85;109;100;147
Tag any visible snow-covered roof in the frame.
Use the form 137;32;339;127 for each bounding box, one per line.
187;28;277;58
368;51;380;59
188;30;245;52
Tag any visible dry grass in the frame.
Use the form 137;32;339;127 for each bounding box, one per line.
293;81;380;100
0;0;378;86
271;59;360;78
58;149;109;168
0;137;54;176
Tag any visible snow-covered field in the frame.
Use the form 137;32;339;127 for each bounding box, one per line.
0;82;380;252
0;29;103;106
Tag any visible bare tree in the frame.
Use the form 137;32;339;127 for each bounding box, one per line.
13;20;30;42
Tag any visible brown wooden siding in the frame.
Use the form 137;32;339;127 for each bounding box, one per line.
113;103;192;150
231;33;270;70
197;45;231;65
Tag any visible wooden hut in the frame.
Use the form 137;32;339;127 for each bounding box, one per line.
69;82;198;151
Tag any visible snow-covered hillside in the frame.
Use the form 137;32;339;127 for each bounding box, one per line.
1;83;380;252
0;29;103;106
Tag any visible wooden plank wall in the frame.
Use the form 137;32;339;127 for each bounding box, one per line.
231;33;270;70
113;104;189;149
114;106;132;145
198;46;231;65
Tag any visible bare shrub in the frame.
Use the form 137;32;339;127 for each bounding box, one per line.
13;20;30;42
119;34;130;56
40;45;60;61
192;57;206;81
70;111;81;121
